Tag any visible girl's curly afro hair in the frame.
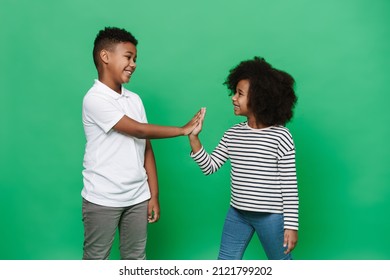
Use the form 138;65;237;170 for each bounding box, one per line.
224;56;297;126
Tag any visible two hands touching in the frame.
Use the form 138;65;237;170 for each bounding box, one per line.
190;107;207;137
186;107;207;154
181;107;207;137
148;107;206;224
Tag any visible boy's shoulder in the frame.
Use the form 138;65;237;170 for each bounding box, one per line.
84;80;109;98
84;80;142;102
122;87;142;101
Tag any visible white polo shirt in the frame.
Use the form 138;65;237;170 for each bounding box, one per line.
81;80;151;207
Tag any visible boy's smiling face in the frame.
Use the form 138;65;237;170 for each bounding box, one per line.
105;42;137;88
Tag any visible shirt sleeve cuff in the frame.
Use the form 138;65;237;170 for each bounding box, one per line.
190;146;205;159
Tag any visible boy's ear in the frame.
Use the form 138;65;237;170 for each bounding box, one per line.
99;49;109;64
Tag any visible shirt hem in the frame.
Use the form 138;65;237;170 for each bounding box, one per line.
81;192;151;208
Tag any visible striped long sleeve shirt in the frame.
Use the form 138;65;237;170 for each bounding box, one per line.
191;122;299;230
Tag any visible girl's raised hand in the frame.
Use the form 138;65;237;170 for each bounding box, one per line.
190;107;206;136
181;109;203;135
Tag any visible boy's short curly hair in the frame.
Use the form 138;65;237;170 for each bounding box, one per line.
224;56;297;126
93;27;138;68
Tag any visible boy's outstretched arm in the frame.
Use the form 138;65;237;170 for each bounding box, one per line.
113;109;202;139
144;139;160;223
188;108;206;154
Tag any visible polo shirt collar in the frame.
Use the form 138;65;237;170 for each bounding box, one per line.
94;79;131;100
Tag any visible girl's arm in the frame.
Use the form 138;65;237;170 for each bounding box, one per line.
278;140;299;253
279;148;299;230
188;108;229;175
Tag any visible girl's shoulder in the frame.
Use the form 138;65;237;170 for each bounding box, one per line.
269;126;295;147
224;123;293;139
225;122;247;133
270;125;291;133
233;121;247;129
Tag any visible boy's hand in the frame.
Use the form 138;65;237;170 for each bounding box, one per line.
283;229;298;254
190;107;206;136
148;197;160;223
182;109;204;135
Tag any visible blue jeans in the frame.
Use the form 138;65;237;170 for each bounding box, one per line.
218;206;292;260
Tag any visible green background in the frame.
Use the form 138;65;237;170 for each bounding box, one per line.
1;0;389;260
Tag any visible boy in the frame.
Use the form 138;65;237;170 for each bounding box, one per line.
81;27;201;260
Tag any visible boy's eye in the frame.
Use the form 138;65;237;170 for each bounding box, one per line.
125;55;136;63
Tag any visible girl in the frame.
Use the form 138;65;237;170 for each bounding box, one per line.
189;57;298;260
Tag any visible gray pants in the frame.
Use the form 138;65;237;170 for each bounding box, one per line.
82;198;148;260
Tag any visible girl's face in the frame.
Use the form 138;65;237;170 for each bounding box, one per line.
232;79;253;118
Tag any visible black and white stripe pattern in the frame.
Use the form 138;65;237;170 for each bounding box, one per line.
191;122;299;230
